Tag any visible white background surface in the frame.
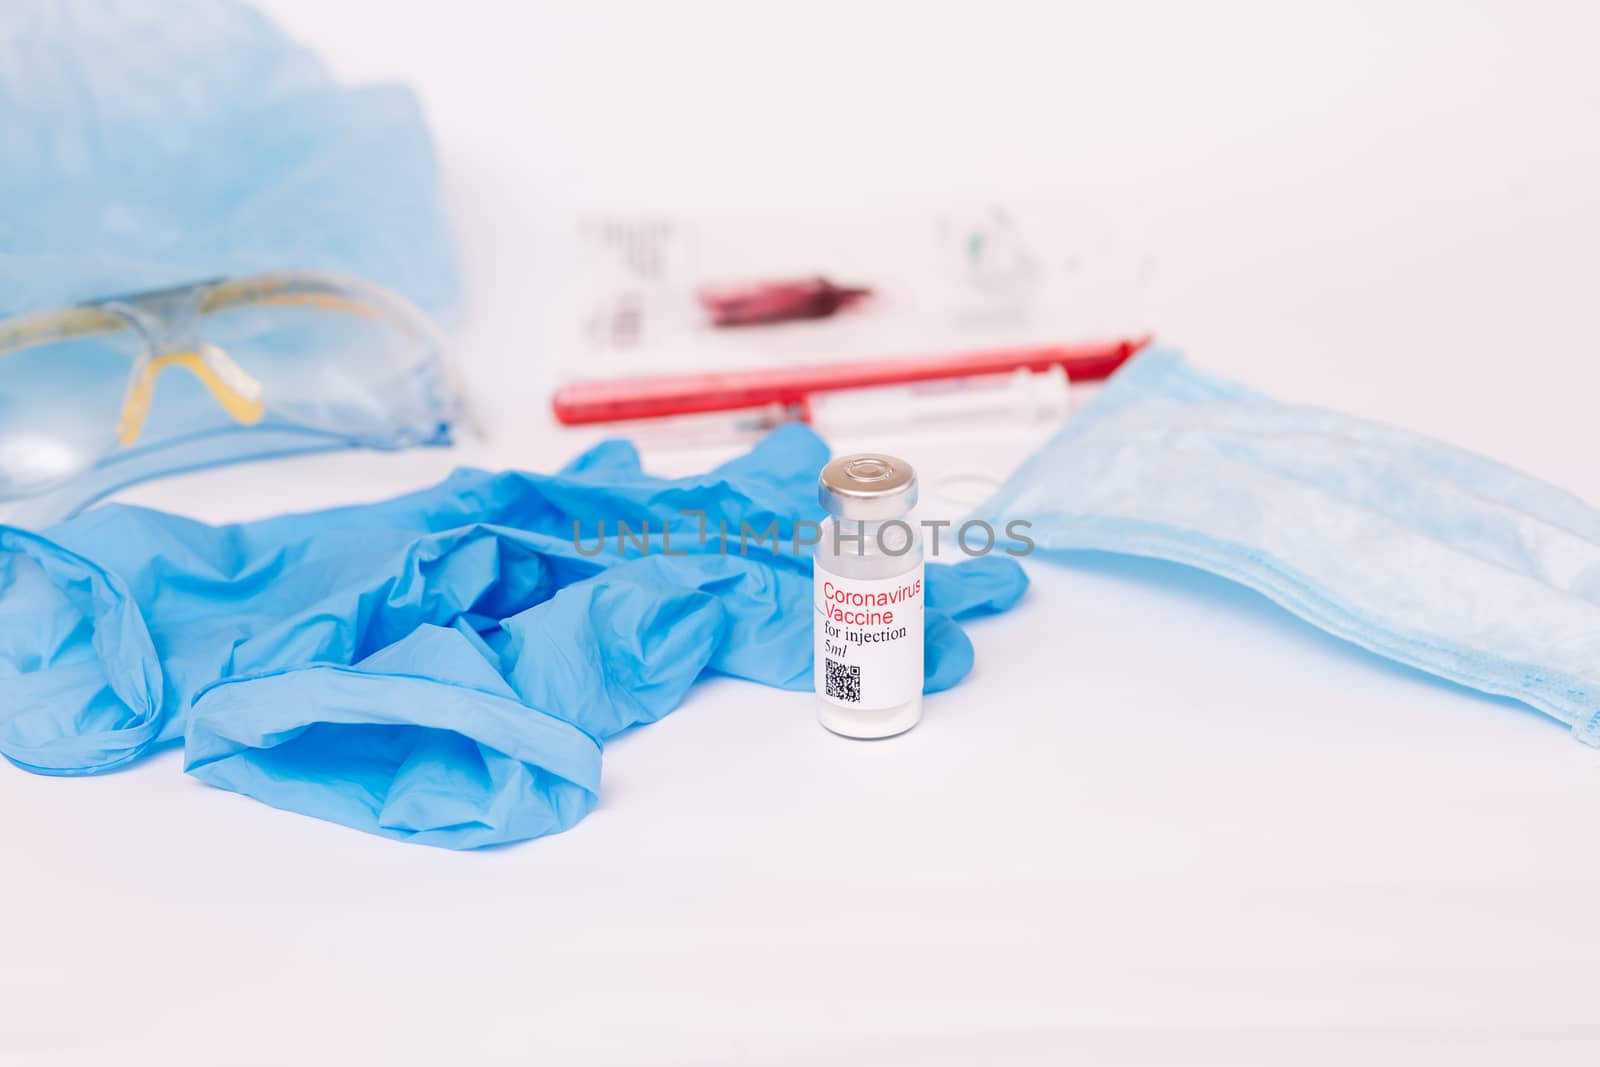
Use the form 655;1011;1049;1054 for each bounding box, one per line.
6;2;1600;1064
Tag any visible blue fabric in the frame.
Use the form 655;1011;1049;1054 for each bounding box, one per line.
0;426;1027;848
981;349;1600;744
0;0;456;315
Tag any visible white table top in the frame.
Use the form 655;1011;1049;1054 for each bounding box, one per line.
6;2;1599;1063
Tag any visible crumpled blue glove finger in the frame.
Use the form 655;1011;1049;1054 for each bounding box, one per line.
923;554;1030;694
927;554;1030;621
500;565;730;739
500;551;1028;711
0;527;163;774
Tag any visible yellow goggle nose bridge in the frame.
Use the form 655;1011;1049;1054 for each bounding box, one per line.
117;345;266;447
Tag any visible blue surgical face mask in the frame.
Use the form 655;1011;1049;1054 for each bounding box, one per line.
980;349;1600;745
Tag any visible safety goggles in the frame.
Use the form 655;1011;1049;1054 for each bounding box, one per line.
0;271;458;523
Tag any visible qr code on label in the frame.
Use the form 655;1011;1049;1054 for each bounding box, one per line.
825;658;861;703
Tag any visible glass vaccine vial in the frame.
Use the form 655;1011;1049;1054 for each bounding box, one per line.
814;453;925;739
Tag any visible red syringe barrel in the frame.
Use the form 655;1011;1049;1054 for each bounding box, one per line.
551;336;1151;425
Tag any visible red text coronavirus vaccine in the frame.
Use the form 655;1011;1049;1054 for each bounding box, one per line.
814;453;924;738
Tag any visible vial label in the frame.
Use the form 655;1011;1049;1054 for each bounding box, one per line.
814;563;925;710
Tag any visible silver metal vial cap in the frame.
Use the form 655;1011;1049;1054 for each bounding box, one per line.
818;453;918;521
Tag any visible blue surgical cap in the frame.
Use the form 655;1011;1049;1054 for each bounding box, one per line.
0;0;457;315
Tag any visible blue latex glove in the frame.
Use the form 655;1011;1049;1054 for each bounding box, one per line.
0;426;1027;847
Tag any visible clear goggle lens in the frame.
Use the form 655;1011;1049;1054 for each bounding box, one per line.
0;273;452;503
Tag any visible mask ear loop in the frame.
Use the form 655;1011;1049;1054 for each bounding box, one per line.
934;468;1007;511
